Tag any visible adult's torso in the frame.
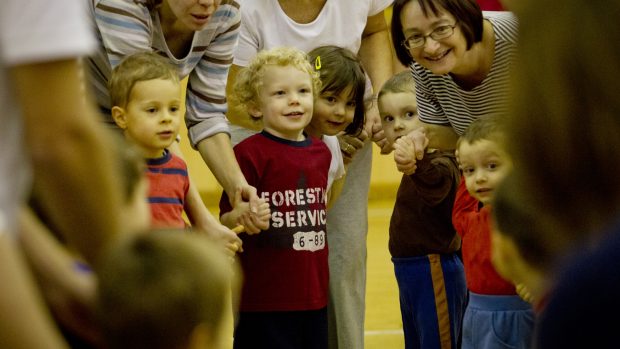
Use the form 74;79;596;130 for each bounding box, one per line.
233;0;393;66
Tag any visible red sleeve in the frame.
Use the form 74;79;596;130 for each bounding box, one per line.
452;177;480;238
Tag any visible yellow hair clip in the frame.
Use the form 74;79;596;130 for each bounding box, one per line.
315;55;321;70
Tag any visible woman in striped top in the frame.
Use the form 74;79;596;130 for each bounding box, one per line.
87;0;264;242
390;0;517;146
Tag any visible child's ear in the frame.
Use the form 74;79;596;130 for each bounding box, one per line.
111;106;128;129
248;103;263;119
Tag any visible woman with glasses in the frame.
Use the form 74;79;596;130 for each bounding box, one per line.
389;1;532;349
391;0;517;138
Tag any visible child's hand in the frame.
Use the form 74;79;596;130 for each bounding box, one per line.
194;222;244;256
393;127;428;175
515;283;535;304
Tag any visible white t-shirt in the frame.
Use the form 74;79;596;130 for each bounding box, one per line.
323;135;346;193
233;0;393;66
0;0;95;235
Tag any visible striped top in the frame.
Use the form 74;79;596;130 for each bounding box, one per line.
146;149;189;229
87;0;240;147
411;11;518;135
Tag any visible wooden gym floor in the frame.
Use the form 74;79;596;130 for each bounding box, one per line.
365;198;404;349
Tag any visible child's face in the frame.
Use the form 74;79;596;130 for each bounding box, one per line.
378;92;422;146
457;139;512;205
121;78;182;158
306;87;356;138
253;65;314;141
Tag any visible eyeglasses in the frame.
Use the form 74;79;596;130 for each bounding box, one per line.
402;22;458;49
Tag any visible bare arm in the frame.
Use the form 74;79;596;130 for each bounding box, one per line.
196;133;261;211
359;10;395;96
11;59;122;266
359;10;395;152
0;221;69;349
18;208;99;346
168;142;243;253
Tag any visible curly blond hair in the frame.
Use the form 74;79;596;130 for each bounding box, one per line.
231;46;321;121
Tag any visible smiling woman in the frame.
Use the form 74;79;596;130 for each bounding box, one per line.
391;0;517;138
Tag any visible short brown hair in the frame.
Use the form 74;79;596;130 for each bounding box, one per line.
378;71;416;98
109;51;179;108
456;114;504;150
97;231;240;349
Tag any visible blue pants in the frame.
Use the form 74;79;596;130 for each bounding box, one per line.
393;253;467;349
462;293;534;349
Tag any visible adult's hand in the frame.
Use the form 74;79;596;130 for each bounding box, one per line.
338;130;368;165
367;103;391;155
231;188;270;235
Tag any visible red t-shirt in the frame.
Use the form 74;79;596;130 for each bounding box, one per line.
220;132;331;312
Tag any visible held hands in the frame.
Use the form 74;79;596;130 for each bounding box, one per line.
393;127;429;175
193;220;244;256
231;188;270;235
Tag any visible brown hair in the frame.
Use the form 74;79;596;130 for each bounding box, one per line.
378;70;416;98
307;45;366;135
456;114;504;150
108;51;179;108
97;231;240;349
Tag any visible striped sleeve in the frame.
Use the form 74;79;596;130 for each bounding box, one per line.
185;0;240;147
93;0;153;68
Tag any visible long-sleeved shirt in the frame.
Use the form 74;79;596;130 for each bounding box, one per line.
87;0;240;147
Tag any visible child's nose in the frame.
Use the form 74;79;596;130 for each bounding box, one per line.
334;102;345;116
288;93;300;104
475;171;487;183
394;118;405;130
161;111;173;123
